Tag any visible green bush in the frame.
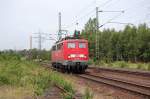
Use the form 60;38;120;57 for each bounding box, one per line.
113;61;128;68
87;59;93;65
137;63;143;69
0;53;21;61
134;63;148;70
99;60;106;66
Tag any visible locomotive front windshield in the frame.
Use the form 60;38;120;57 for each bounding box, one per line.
68;43;76;48
79;43;86;48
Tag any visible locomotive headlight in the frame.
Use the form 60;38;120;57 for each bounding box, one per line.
68;54;76;58
79;54;86;58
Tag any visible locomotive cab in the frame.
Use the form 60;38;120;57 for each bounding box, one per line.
63;39;89;72
51;31;89;73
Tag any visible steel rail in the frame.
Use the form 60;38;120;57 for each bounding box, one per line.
77;73;150;97
88;67;150;77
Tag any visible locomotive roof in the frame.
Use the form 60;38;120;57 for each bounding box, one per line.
55;39;88;44
63;39;88;42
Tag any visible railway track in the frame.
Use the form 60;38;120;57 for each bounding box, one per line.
88;67;150;77
77;72;150;97
41;62;150;98
40;85;65;99
40;62;83;99
88;67;150;89
39;84;80;99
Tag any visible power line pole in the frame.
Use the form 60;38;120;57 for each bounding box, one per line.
58;12;62;40
95;7;100;60
30;35;32;49
31;32;55;60
38;32;42;50
57;12;68;40
32;31;43;51
32;32;56;50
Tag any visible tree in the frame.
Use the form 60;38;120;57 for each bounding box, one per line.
81;18;150;62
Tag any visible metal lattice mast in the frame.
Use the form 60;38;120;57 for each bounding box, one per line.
57;12;68;40
32;31;43;51
96;7;99;60
38;32;42;50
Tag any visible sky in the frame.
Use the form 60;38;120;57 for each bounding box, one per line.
0;0;150;50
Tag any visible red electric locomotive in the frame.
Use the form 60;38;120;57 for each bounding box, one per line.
51;31;89;73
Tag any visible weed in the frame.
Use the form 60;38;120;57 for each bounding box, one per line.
50;72;74;94
137;63;142;69
83;88;94;99
63;93;74;99
148;63;150;71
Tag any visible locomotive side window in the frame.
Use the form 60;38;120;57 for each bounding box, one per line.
79;43;86;48
68;43;75;48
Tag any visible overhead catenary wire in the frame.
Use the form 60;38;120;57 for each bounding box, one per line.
69;0;146;31
100;0;148;26
64;8;96;29
64;0;96;29
99;12;124;28
64;0;128;33
76;0;114;23
99;10;124;13
98;0;113;8
76;0;96;16
123;0;147;15
64;0;115;30
108;22;134;25
101;0;120;9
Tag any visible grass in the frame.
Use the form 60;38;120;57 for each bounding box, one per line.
49;71;75;98
148;64;150;71
0;56;75;98
111;61;150;71
83;88;94;99
0;86;34;99
91;59;150;71
0;60;52;95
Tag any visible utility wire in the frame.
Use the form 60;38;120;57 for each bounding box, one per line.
76;0;96;16
99;12;123;28
76;0;114;23
75;9;95;23
99;10;124;13
98;0;113;8
102;0;120;9
124;0;146;13
64;8;95;29
108;22;134;25
65;0;121;30
64;0;110;29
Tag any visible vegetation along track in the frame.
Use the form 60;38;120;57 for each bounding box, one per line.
77;71;150;97
40;62;83;99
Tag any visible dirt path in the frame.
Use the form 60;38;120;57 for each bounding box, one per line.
39;86;64;99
